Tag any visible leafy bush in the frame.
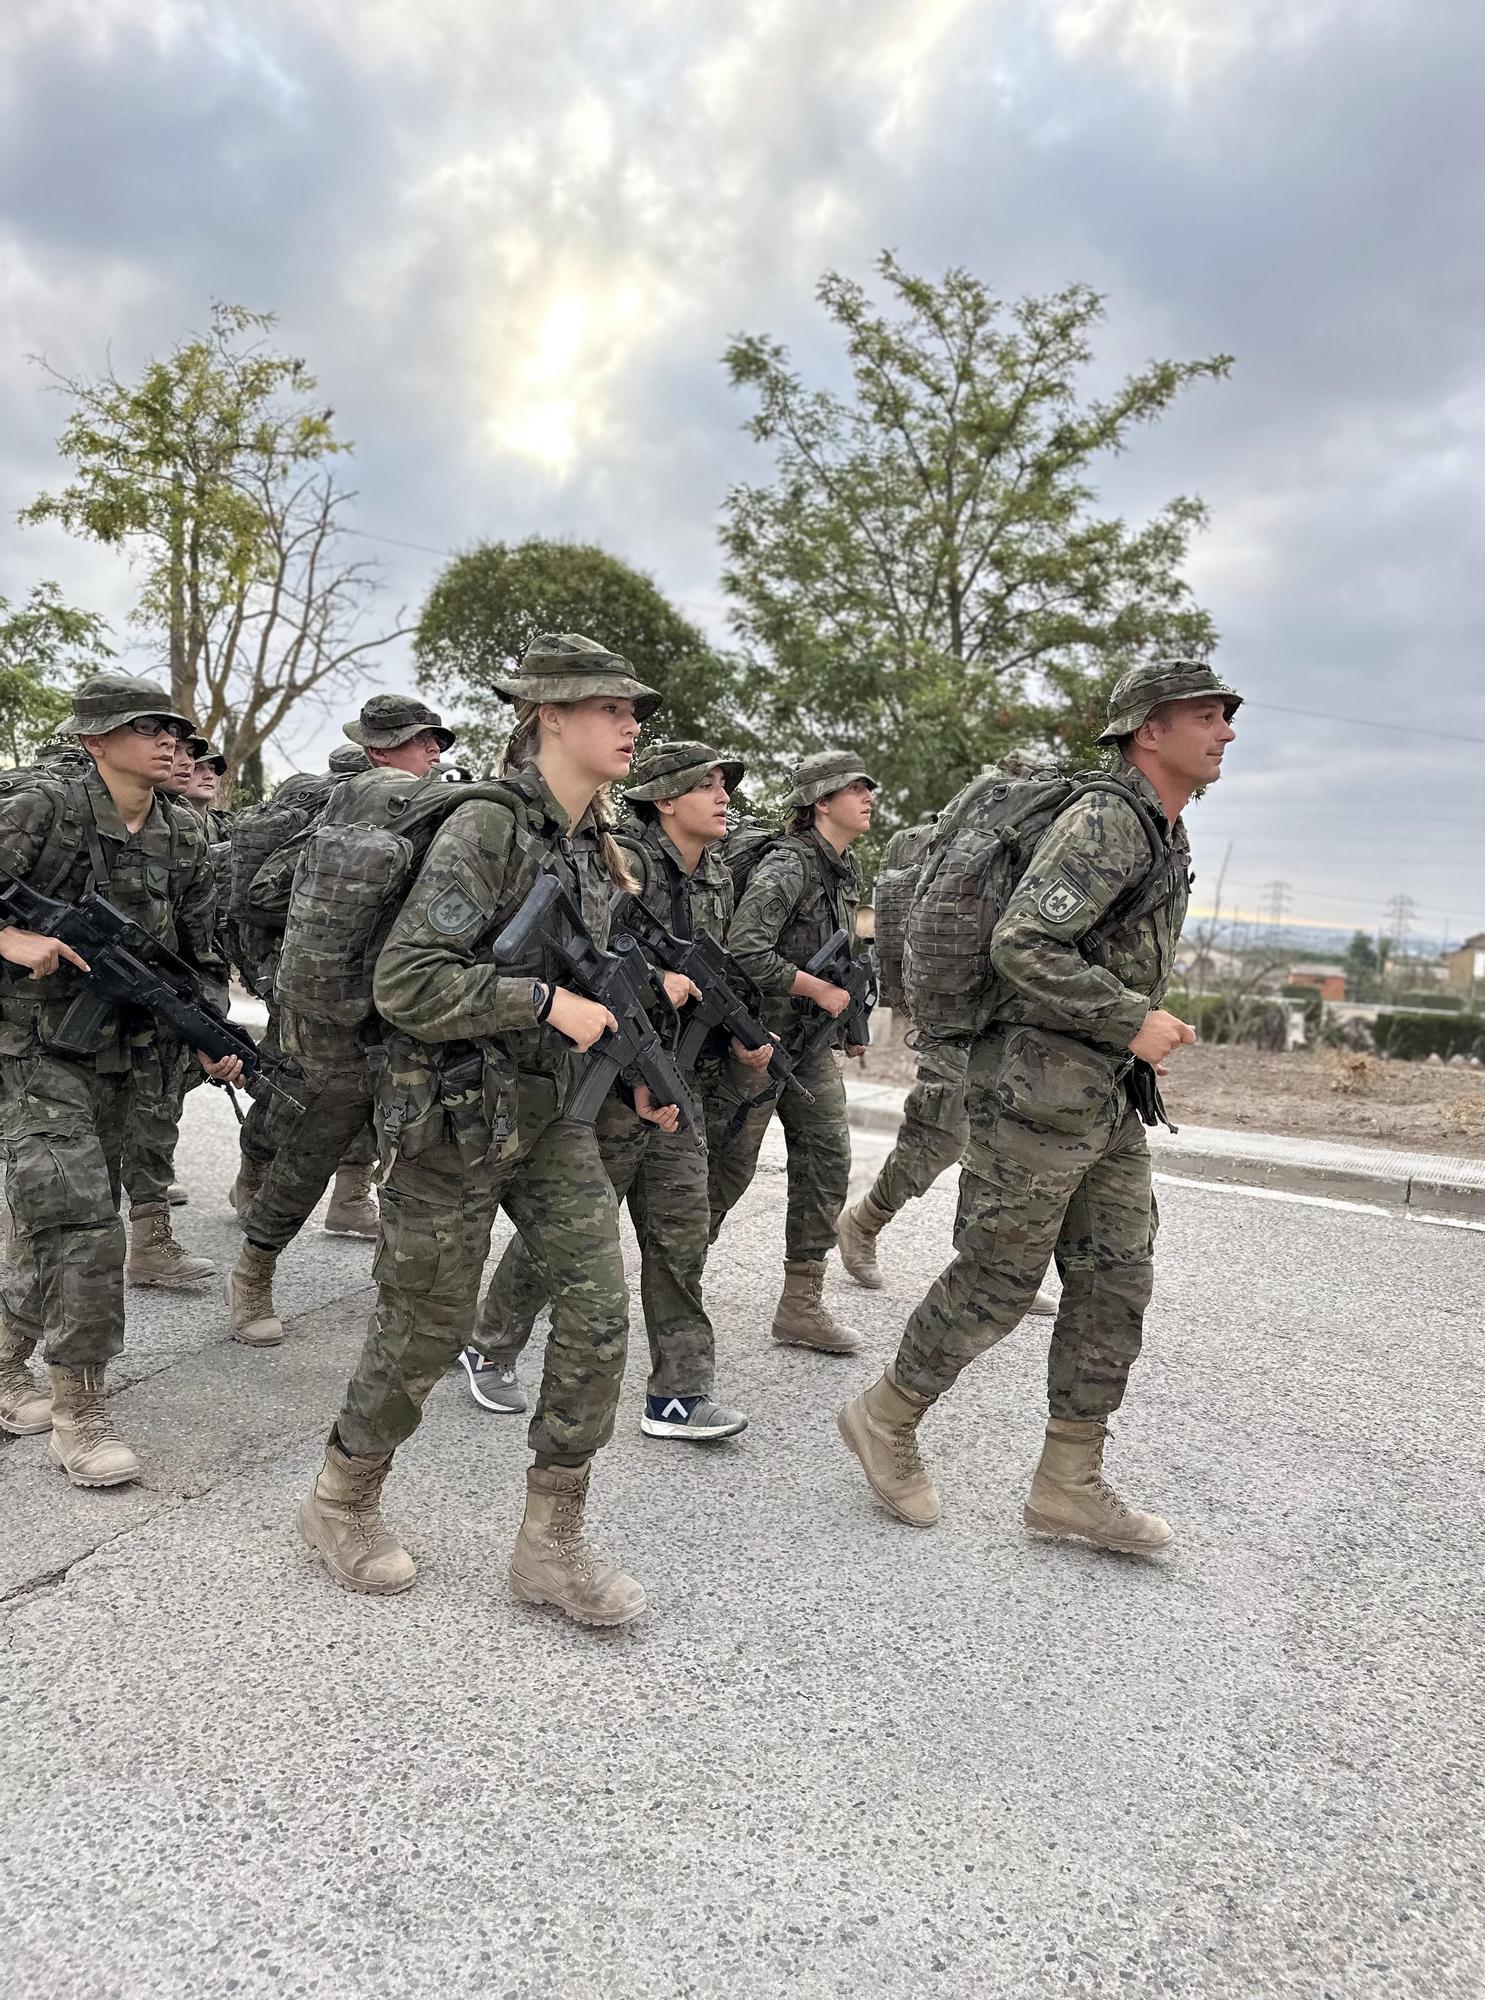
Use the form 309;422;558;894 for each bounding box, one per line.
1372;1012;1485;1062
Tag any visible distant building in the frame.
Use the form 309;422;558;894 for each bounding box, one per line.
1443;934;1485;995
1285;965;1347;1003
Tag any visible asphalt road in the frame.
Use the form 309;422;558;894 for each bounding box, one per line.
2;1084;1481;1999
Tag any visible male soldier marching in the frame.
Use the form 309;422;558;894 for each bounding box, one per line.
838;659;1240;1551
118;731;233;1289
0;672;242;1480
226;695;451;1345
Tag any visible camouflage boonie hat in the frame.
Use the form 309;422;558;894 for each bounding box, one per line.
491;632;661;721
1097;658;1243;745
343;693;455;751
782;748;878;813
188;736;227;773
624;739;744;804
327;743;373;775
60;671;195;739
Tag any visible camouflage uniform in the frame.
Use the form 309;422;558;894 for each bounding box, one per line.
0;680;220;1370
120;751;235;1213
239;745;447;1256
334;689;663;1470
477;742;741;1398
707;752;873;1263
863;764;1055;1228
233;746;375;1179
893;667;1243;1419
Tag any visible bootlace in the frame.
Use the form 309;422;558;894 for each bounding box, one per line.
549;1493;602;1581
70;1388;117;1450
890;1421;928;1481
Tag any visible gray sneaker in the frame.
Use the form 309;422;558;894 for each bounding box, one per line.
459;1348;527;1414
640;1394;748;1442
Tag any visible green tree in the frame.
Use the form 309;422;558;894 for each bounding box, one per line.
721;253;1231;826
0;581;112;768
1342;929;1383;1001
20;303;409;781
416;537;748;769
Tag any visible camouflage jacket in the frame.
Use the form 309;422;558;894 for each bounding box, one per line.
372;763;615;1085
0;763;223;1065
616;821;734;943
729;829;862;1042
988;765;1191;1051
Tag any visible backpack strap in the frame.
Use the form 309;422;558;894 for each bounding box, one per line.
1059;777;1170;935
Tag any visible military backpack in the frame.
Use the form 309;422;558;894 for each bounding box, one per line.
274;774;540;1029
902;767;1167;1040
872;816;938;1015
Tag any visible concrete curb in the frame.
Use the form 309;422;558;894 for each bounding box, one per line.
843;1078;1485;1223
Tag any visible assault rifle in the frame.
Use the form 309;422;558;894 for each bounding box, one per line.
608;892;812;1104
489;871;698;1131
0;877;305;1112
796;928;878;1062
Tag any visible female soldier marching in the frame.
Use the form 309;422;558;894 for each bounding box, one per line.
297;634;677;1629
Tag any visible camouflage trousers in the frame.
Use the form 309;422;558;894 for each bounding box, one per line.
336;1077;627;1468
476;1091;714;1399
119;1037;197;1211
238;1003;374;1176
705;1043;850;1263
241;1008;377;1254
895;1030;1156;1421
0;1048;141;1369
867;1035;968;1219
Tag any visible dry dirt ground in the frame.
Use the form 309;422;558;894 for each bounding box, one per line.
857;1036;1485;1158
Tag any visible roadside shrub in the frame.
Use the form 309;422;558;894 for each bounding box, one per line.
1372;1011;1485;1062
1386;989;1463;1012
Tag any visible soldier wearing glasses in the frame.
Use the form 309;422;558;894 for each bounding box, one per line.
0;673;242;1485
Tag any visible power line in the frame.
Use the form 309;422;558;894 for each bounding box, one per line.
1248;696;1485;744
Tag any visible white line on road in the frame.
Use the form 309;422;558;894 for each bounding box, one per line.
1152;1171;1393;1219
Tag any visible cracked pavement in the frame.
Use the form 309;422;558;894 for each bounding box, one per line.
2;1085;1482;1999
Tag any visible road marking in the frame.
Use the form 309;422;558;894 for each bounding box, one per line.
1405;1209;1485;1235
1152;1172;1392;1218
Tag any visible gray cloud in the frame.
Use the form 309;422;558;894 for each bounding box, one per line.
2;0;1482;939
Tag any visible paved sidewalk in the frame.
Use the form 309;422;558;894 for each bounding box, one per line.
844;1074;1485;1219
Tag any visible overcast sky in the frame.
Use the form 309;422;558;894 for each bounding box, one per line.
3;0;1483;944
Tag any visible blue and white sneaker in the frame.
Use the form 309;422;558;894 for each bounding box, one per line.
459;1347;527;1414
640;1394;748;1442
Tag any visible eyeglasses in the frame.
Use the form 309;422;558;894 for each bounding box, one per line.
125;716;192;743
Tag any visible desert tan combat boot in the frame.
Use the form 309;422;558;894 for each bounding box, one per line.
770;1259;862;1355
1024;1419;1174;1554
126;1204;215;1288
297;1440;416;1594
835;1194;891;1290
227;1242;285;1346
46;1366;141;1487
324;1163;379;1239
509;1464;647;1627
836;1365;940;1525
228;1158;265;1220
0;1324;52;1436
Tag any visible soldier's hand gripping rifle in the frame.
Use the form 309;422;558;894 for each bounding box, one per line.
489;872;698;1131
607;892;813;1105
0;877;305;1114
796;927;878;1064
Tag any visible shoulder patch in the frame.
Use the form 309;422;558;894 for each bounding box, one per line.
1037;875;1091;925
424;883;485;938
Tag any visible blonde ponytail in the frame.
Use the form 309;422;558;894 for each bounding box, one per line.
500;699;636;892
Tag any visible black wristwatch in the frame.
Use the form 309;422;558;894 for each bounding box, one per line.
533;980;556;1024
